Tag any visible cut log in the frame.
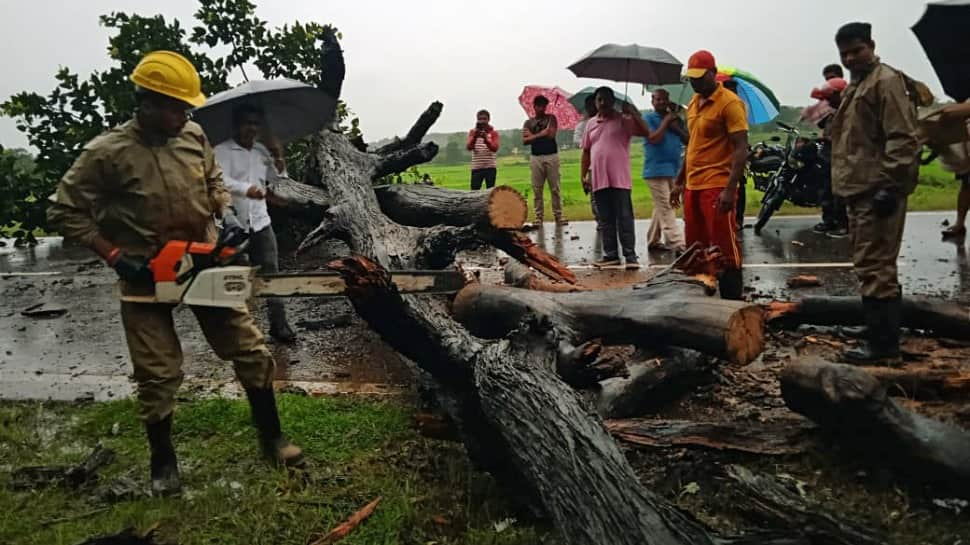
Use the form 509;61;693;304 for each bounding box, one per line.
375;184;526;230
724;465;886;545
607;418;815;455
767;295;970;339
451;279;765;364
486;230;577;284
595;348;715;418
781;358;970;496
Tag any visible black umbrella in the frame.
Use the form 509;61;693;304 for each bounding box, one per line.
567;44;682;96
912;0;970;101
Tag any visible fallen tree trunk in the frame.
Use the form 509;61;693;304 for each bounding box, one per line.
607;418;815;455
767;295;970;339
452;279;765;364
724;465;886;545
374;184;527;230
595;348;715;418
294;31;805;544
781;358;970;496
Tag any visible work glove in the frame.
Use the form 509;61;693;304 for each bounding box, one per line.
110;253;153;284
872;189;898;218
219;211;249;249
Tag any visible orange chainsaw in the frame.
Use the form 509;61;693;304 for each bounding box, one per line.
118;239;465;308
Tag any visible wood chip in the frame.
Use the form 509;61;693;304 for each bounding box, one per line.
786;275;822;288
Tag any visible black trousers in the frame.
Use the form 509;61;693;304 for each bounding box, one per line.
470;167;497;190
594;188;637;261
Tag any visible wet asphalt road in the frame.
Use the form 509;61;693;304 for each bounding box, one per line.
1;211;966;401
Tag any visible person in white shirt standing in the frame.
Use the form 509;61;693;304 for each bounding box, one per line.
214;104;296;342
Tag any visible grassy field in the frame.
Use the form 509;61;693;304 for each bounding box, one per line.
421;148;958;222
0;397;549;545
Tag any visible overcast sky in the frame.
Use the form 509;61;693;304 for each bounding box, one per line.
0;0;941;149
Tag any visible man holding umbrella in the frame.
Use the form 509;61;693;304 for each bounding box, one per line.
671;50;749;300
47;51;305;496
214;104;296;342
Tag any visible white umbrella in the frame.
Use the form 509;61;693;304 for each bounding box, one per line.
192;79;337;145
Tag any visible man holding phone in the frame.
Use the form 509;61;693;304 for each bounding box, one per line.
467;109;500;190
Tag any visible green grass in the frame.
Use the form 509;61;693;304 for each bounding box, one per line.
422;148;959;222
0;397;550;545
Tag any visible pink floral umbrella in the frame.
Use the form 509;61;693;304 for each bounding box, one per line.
518;85;582;129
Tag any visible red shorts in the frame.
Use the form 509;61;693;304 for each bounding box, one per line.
683;187;742;270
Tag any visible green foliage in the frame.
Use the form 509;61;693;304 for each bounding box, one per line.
0;0;358;240
0;398;550;545
0;149;47;244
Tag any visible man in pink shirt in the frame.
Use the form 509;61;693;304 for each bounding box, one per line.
581;87;650;268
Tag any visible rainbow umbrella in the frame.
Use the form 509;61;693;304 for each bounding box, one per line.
647;67;781;125
518;85;582;129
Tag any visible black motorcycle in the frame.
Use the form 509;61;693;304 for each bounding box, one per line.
752;122;826;235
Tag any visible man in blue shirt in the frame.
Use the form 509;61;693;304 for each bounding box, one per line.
642;89;689;252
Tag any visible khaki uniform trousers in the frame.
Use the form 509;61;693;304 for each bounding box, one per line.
529;154;563;221
121;302;275;423
846;191;908;299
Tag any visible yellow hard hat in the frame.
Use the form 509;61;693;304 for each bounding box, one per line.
130;50;206;107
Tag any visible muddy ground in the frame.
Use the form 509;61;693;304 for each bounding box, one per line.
3;213;970;543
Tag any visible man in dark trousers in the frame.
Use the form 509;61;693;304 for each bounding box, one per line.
829;22;920;363
814;64;850;237
466;109;500;190
215;104;296;342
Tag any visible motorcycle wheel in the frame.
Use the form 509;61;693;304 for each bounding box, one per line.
753;188;785;235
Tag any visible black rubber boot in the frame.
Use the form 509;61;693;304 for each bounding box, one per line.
245;387;305;468
843;297;901;365
267;300;296;343
718;269;744;300
145;414;181;496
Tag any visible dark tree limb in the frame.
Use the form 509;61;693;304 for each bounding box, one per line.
373;142;439;179
504;260;586;293
318;27;345;106
724;465;886;545
767;295;970;339
861;364;970;400
781;358;970;496
595;348;716;418
374;101;443;155
607;418;815;455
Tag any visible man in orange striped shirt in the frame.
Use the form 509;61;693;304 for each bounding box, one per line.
671;50;749;300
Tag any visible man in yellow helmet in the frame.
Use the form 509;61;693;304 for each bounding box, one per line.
47;51;304;496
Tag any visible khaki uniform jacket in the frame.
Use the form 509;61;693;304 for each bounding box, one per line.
48;119;230;258
830;61;920;198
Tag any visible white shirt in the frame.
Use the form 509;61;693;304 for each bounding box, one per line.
214;140;281;232
573;118;589;148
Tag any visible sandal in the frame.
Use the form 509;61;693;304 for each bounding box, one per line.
941;225;966;238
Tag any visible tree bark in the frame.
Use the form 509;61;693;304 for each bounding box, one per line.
504;259;585;293
451;279;765;364
595;348;716;418
767;295;970;339
781;358;970;497
374;184;527;230
724;465;886;545
607;418;815;455
861;364;970;400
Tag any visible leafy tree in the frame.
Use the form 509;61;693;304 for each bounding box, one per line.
0;149;47;245
0;0;356;242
